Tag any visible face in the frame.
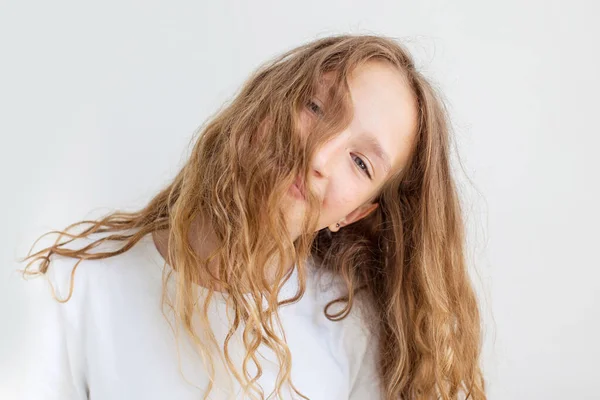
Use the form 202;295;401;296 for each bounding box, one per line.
284;60;418;240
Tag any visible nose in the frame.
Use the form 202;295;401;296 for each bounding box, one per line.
309;131;347;183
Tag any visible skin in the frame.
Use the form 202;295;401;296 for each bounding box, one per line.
284;60;418;240
153;60;418;290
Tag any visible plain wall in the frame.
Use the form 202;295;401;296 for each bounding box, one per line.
1;1;598;399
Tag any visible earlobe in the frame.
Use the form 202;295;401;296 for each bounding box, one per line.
328;222;342;232
330;202;379;232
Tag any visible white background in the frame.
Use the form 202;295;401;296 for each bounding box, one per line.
1;1;599;399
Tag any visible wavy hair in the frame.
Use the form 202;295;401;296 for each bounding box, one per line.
21;34;485;399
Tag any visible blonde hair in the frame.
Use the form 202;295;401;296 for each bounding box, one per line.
21;34;485;399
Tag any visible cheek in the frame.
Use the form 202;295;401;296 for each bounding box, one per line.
296;110;312;138
259;117;271;135
324;188;354;209
319;187;356;220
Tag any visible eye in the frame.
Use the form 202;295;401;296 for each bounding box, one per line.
307;99;324;117
352;154;372;179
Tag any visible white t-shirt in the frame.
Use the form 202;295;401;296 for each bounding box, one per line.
20;232;382;400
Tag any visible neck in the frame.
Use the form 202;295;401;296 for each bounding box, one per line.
151;214;297;293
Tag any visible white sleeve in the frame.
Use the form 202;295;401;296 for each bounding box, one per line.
342;294;384;400
19;262;88;400
348;333;384;400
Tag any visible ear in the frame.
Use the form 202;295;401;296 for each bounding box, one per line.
329;202;379;232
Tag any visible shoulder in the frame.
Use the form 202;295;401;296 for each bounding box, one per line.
18;231;162;399
32;231;164;307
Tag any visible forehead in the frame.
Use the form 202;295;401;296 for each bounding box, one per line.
318;61;418;178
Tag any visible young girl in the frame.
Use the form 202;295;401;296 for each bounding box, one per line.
21;34;486;399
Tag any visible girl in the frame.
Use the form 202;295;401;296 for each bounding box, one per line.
21;34;486;399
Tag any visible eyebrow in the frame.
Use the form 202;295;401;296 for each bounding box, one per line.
362;133;392;176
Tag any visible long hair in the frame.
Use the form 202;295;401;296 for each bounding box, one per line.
20;34;486;399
